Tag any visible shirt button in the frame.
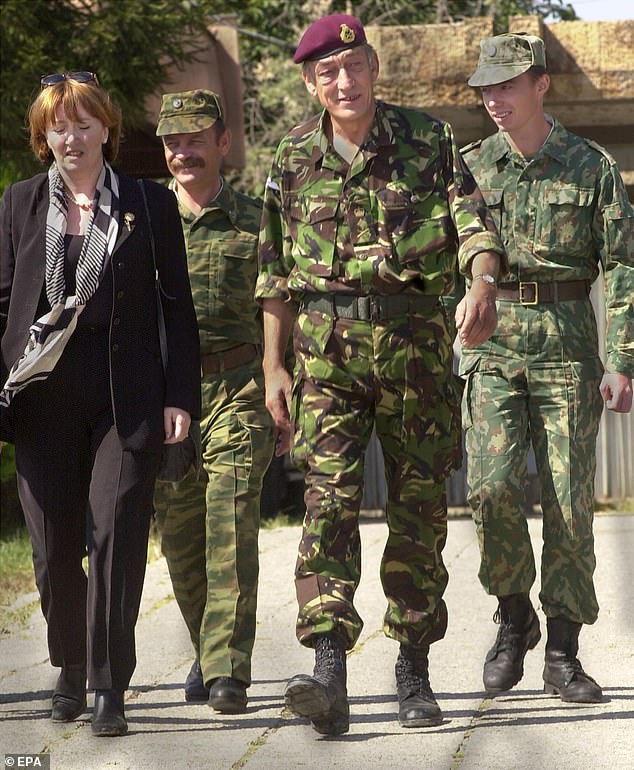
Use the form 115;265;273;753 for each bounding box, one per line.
112;343;119;352
117;261;125;270
117;290;124;299
113;317;121;326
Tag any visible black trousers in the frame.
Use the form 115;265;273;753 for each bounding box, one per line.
13;328;160;691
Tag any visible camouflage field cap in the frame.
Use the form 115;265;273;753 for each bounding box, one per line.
156;89;222;136
468;33;546;87
293;14;366;64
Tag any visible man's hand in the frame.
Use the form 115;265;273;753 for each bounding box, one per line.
262;296;296;456
600;372;633;413
455;278;498;348
163;407;192;444
264;364;293;456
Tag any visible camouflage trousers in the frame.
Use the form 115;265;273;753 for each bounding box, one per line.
154;359;273;686
461;299;604;625
290;305;461;651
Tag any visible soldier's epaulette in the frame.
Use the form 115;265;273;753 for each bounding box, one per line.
460;138;483;155
582;137;617;166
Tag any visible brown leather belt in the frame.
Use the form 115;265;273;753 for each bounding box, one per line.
496;280;590;305
201;343;259;375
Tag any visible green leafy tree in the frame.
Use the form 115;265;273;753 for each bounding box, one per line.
0;0;576;193
0;0;221;186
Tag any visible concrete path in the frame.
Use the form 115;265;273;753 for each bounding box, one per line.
1;513;633;770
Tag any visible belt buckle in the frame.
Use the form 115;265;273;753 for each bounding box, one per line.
519;281;538;305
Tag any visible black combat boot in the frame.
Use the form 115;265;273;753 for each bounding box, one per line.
51;664;87;722
395;643;442;728
483;593;541;693
542;617;602;703
284;632;349;735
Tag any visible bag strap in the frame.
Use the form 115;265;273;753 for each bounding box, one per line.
137;179;168;374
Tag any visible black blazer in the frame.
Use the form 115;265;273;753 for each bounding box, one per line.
0;170;201;450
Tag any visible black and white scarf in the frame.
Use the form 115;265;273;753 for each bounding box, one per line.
0;161;119;407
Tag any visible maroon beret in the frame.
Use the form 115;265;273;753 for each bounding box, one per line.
293;14;366;64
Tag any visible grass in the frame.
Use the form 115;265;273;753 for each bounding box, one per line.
595;497;634;513
260;512;303;529
0;520;165;635
0;528;37;634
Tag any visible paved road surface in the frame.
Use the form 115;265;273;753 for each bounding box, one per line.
1;514;632;769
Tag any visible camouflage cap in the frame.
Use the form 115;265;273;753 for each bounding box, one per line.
468;33;546;88
156;89;223;137
293;14;366;64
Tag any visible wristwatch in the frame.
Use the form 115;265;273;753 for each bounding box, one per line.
473;273;497;286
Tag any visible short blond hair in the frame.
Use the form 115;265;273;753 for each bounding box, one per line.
28;78;122;164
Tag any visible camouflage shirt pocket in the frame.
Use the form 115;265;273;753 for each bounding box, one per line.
535;184;595;257
209;234;257;317
376;185;451;267
480;188;504;234
604;201;633;258
285;193;339;277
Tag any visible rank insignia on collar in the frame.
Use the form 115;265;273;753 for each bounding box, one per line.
340;23;355;44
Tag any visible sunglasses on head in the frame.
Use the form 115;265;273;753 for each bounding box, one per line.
40;71;99;87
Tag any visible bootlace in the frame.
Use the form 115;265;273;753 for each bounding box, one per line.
396;648;431;694
492;602;535;654
560;656;599;685
314;635;345;681
492;608;517;653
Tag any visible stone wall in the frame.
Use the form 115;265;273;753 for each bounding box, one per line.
366;16;634;196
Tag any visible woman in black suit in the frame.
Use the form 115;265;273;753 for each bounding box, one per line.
0;72;200;736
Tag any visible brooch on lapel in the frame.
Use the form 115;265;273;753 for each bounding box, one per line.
123;212;136;232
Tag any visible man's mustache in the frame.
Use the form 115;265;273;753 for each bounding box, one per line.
170;157;205;171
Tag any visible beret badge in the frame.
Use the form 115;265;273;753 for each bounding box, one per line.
339;23;355;44
293;14;366;64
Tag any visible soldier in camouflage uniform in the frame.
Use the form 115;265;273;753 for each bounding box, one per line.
461;34;634;703
153;90;273;714
255;14;505;734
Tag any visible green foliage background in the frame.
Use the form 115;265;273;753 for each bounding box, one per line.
0;0;576;195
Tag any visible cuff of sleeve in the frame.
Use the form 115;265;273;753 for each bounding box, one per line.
605;353;634;380
255;273;290;302
459;232;508;278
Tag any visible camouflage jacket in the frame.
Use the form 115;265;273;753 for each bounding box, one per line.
255;101;505;301
171;178;263;355
462;118;634;377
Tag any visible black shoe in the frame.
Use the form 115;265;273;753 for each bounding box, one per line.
483;594;541;694
92;690;128;737
208;677;247;714
184;660;210;702
284;633;349;736
51;665;87;722
396;644;443;728
543;617;602;703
